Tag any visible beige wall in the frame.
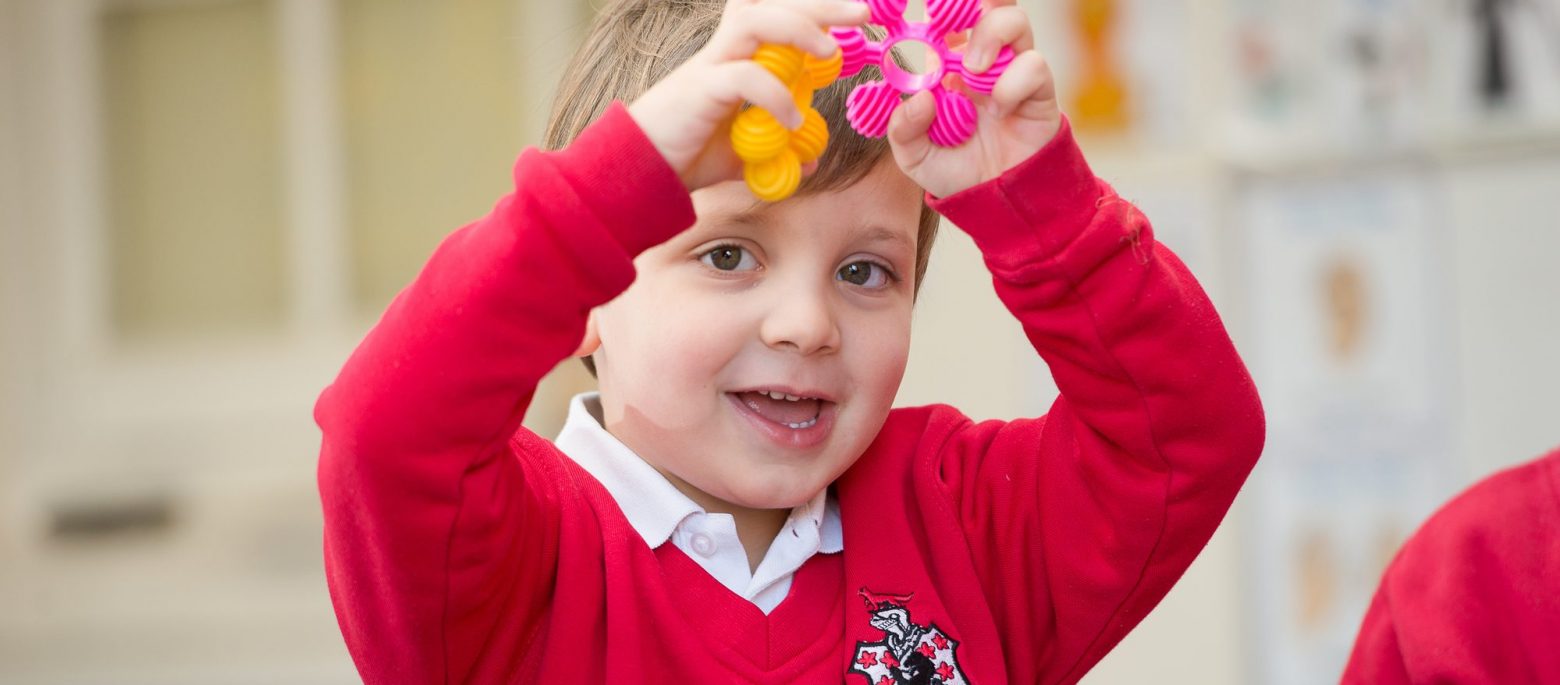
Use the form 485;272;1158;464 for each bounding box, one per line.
0;0;17;492
102;1;288;341
0;0;588;682
338;0;526;310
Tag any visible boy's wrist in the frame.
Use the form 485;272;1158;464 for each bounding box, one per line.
541;101;697;257
926;116;1104;272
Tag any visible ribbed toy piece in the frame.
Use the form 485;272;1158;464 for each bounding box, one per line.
730;43;843;202
832;0;1012;147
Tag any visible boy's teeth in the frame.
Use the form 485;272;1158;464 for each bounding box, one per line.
736;390;823;426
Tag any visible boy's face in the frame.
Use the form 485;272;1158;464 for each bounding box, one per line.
579;159;924;512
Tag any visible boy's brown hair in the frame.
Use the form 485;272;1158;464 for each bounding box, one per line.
545;0;940;377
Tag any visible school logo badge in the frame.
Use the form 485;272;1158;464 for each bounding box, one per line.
848;588;970;685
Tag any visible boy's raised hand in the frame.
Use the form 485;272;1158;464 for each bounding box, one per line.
886;1;1063;199
628;0;871;192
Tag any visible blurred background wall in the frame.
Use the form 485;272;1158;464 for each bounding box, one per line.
1;0;1557;683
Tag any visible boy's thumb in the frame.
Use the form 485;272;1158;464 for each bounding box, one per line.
887;91;935;149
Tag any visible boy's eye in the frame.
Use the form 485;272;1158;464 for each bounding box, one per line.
838;261;893;289
701;245;757;272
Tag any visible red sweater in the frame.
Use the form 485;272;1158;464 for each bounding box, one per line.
1342;448;1560;684
314;103;1265;684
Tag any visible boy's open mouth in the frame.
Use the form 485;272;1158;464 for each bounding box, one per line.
729;390;829;429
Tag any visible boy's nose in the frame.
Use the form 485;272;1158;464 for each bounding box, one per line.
758;284;841;356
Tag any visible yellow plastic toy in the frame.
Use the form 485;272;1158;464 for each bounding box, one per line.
731;43;842;202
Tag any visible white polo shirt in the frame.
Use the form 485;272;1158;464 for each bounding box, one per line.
553;392;844;614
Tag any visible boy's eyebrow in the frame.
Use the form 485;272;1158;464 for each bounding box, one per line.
857;225;914;251
714;205;913;251
727;201;770;226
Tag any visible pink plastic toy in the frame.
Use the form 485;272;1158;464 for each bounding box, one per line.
832;0;1014;147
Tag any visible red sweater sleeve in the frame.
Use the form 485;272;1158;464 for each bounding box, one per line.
313;103;695;684
924;118;1266;683
1341;450;1560;685
1341;582;1413;684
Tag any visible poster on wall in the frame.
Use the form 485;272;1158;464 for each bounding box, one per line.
1032;0;1198;145
1424;0;1560;128
1225;0;1435;152
1114;0;1198;145
1226;0;1560;152
1236;167;1456;685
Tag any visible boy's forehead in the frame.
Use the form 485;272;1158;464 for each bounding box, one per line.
694;170;920;243
694;192;916;252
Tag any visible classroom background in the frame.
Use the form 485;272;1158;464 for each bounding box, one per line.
2;0;1558;682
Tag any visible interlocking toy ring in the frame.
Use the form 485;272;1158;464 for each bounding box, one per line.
730;43;843;202
833;0;1013;147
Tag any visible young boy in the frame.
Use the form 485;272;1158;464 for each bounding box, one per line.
314;0;1265;682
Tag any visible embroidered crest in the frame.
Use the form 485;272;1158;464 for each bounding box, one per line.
848;588;970;685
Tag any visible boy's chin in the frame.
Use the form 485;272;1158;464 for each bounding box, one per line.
709;474;828;512
719;490;812;512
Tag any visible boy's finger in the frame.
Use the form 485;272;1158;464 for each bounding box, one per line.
886;90;935;163
941;71;978;99
948;0;1018;49
989;49;1052;118
710;2;868;61
962;6;1033;73
714;5;835;59
769;0;872;27
714;61;806;129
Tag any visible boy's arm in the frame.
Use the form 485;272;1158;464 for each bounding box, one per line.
1341;584;1413;684
313;103;695;683
925;118;1265;683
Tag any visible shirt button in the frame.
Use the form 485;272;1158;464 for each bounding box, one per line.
690;533;716;557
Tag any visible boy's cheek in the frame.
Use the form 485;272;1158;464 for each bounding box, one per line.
853;330;912;395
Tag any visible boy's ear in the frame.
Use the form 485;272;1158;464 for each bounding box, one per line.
572;309;601;358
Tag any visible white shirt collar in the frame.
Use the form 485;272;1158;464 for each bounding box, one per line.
553;391;842;554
